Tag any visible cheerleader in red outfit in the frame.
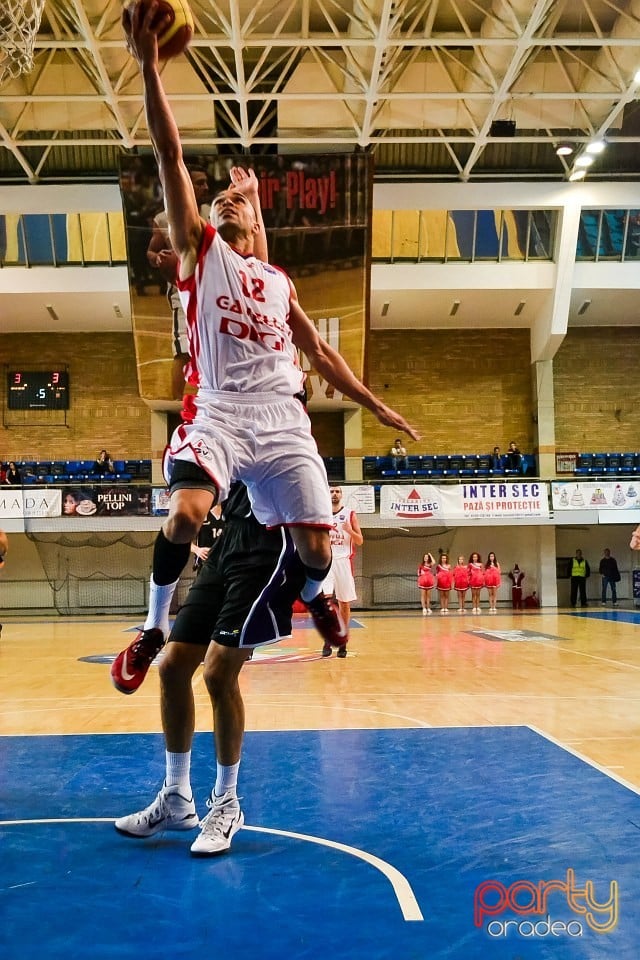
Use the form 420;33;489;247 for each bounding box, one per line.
452;555;470;614
417;552;436;616
436;553;453;615
484;551;501;613
468;552;484;614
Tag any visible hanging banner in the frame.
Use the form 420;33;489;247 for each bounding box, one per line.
552;480;640;511
120;153;369;406
0;488;62;519
380;482;549;522
61;485;152;517
338;485;375;514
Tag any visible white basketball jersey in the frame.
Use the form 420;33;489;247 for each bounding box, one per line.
177;224;305;396
329;507;355;559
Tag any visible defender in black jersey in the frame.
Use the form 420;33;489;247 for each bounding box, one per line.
113;484;306;857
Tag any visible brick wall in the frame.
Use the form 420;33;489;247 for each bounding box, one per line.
362;328;533;456
0;333;151;461
554;328;640;451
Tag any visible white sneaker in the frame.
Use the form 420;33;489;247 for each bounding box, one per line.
422;608;428;617
190;790;244;857
114;782;198;837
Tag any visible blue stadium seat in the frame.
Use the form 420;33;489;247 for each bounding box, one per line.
476;456;490;476
621;453;637;473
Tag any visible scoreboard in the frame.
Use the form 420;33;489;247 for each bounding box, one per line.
7;370;70;410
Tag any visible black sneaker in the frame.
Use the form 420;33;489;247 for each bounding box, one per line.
321;642;332;658
336;644;348;659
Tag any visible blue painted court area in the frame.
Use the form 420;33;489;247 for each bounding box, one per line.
1;727;639;960
567;608;640;624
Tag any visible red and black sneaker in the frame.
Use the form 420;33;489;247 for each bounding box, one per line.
111;628;165;694
306;593;348;651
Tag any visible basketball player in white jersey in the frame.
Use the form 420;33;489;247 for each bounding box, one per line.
322;486;363;658
121;3;418;675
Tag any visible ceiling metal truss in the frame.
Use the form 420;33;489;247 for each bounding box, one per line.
0;0;638;182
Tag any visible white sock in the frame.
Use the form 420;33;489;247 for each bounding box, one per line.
165;750;191;793
300;578;323;602
144;575;179;635
214;761;240;798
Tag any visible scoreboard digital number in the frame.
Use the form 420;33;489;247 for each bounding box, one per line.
7;370;70;410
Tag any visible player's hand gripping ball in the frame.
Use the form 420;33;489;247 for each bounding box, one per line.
124;0;194;59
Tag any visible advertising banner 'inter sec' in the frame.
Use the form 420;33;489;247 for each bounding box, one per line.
381;482;549;522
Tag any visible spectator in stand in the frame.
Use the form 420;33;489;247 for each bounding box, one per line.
631;526;640;551
93;450;115;475
468;551;484;614
490;446;502;471
505;441;523;474
417;552;436;617
484;552;501;613
436;553;453;615
452;555;470;614
390;438;408;471
508;563;525;610
598;548;620;606
3;462;22;484
524;590;540;609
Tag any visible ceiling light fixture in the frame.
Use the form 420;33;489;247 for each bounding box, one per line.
449;300;461;317
634;67;640;84
574;154;595;167
569;169;586;181
555;143;573;156
585;140;606;155
578;300;592;315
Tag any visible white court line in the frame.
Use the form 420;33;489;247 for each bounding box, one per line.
528;725;640;798
243;825;424;921
0;818;424;922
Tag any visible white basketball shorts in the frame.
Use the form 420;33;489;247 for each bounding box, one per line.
163;390;333;529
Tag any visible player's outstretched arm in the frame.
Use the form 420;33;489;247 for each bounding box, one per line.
289;299;420;441
229;167;268;263
123;0;203;274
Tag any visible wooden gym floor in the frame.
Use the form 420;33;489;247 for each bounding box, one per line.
1;607;640;958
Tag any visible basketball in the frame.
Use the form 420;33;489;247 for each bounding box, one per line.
125;0;194;60
0;529;8;565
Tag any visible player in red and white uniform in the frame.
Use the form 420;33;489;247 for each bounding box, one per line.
122;3;418;677
468;552;484;614
452;555;470;614
484;552;502;613
321;486;363;657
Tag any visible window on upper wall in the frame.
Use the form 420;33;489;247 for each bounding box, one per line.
372;208;556;262
576;209;640;261
0;211;127;266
